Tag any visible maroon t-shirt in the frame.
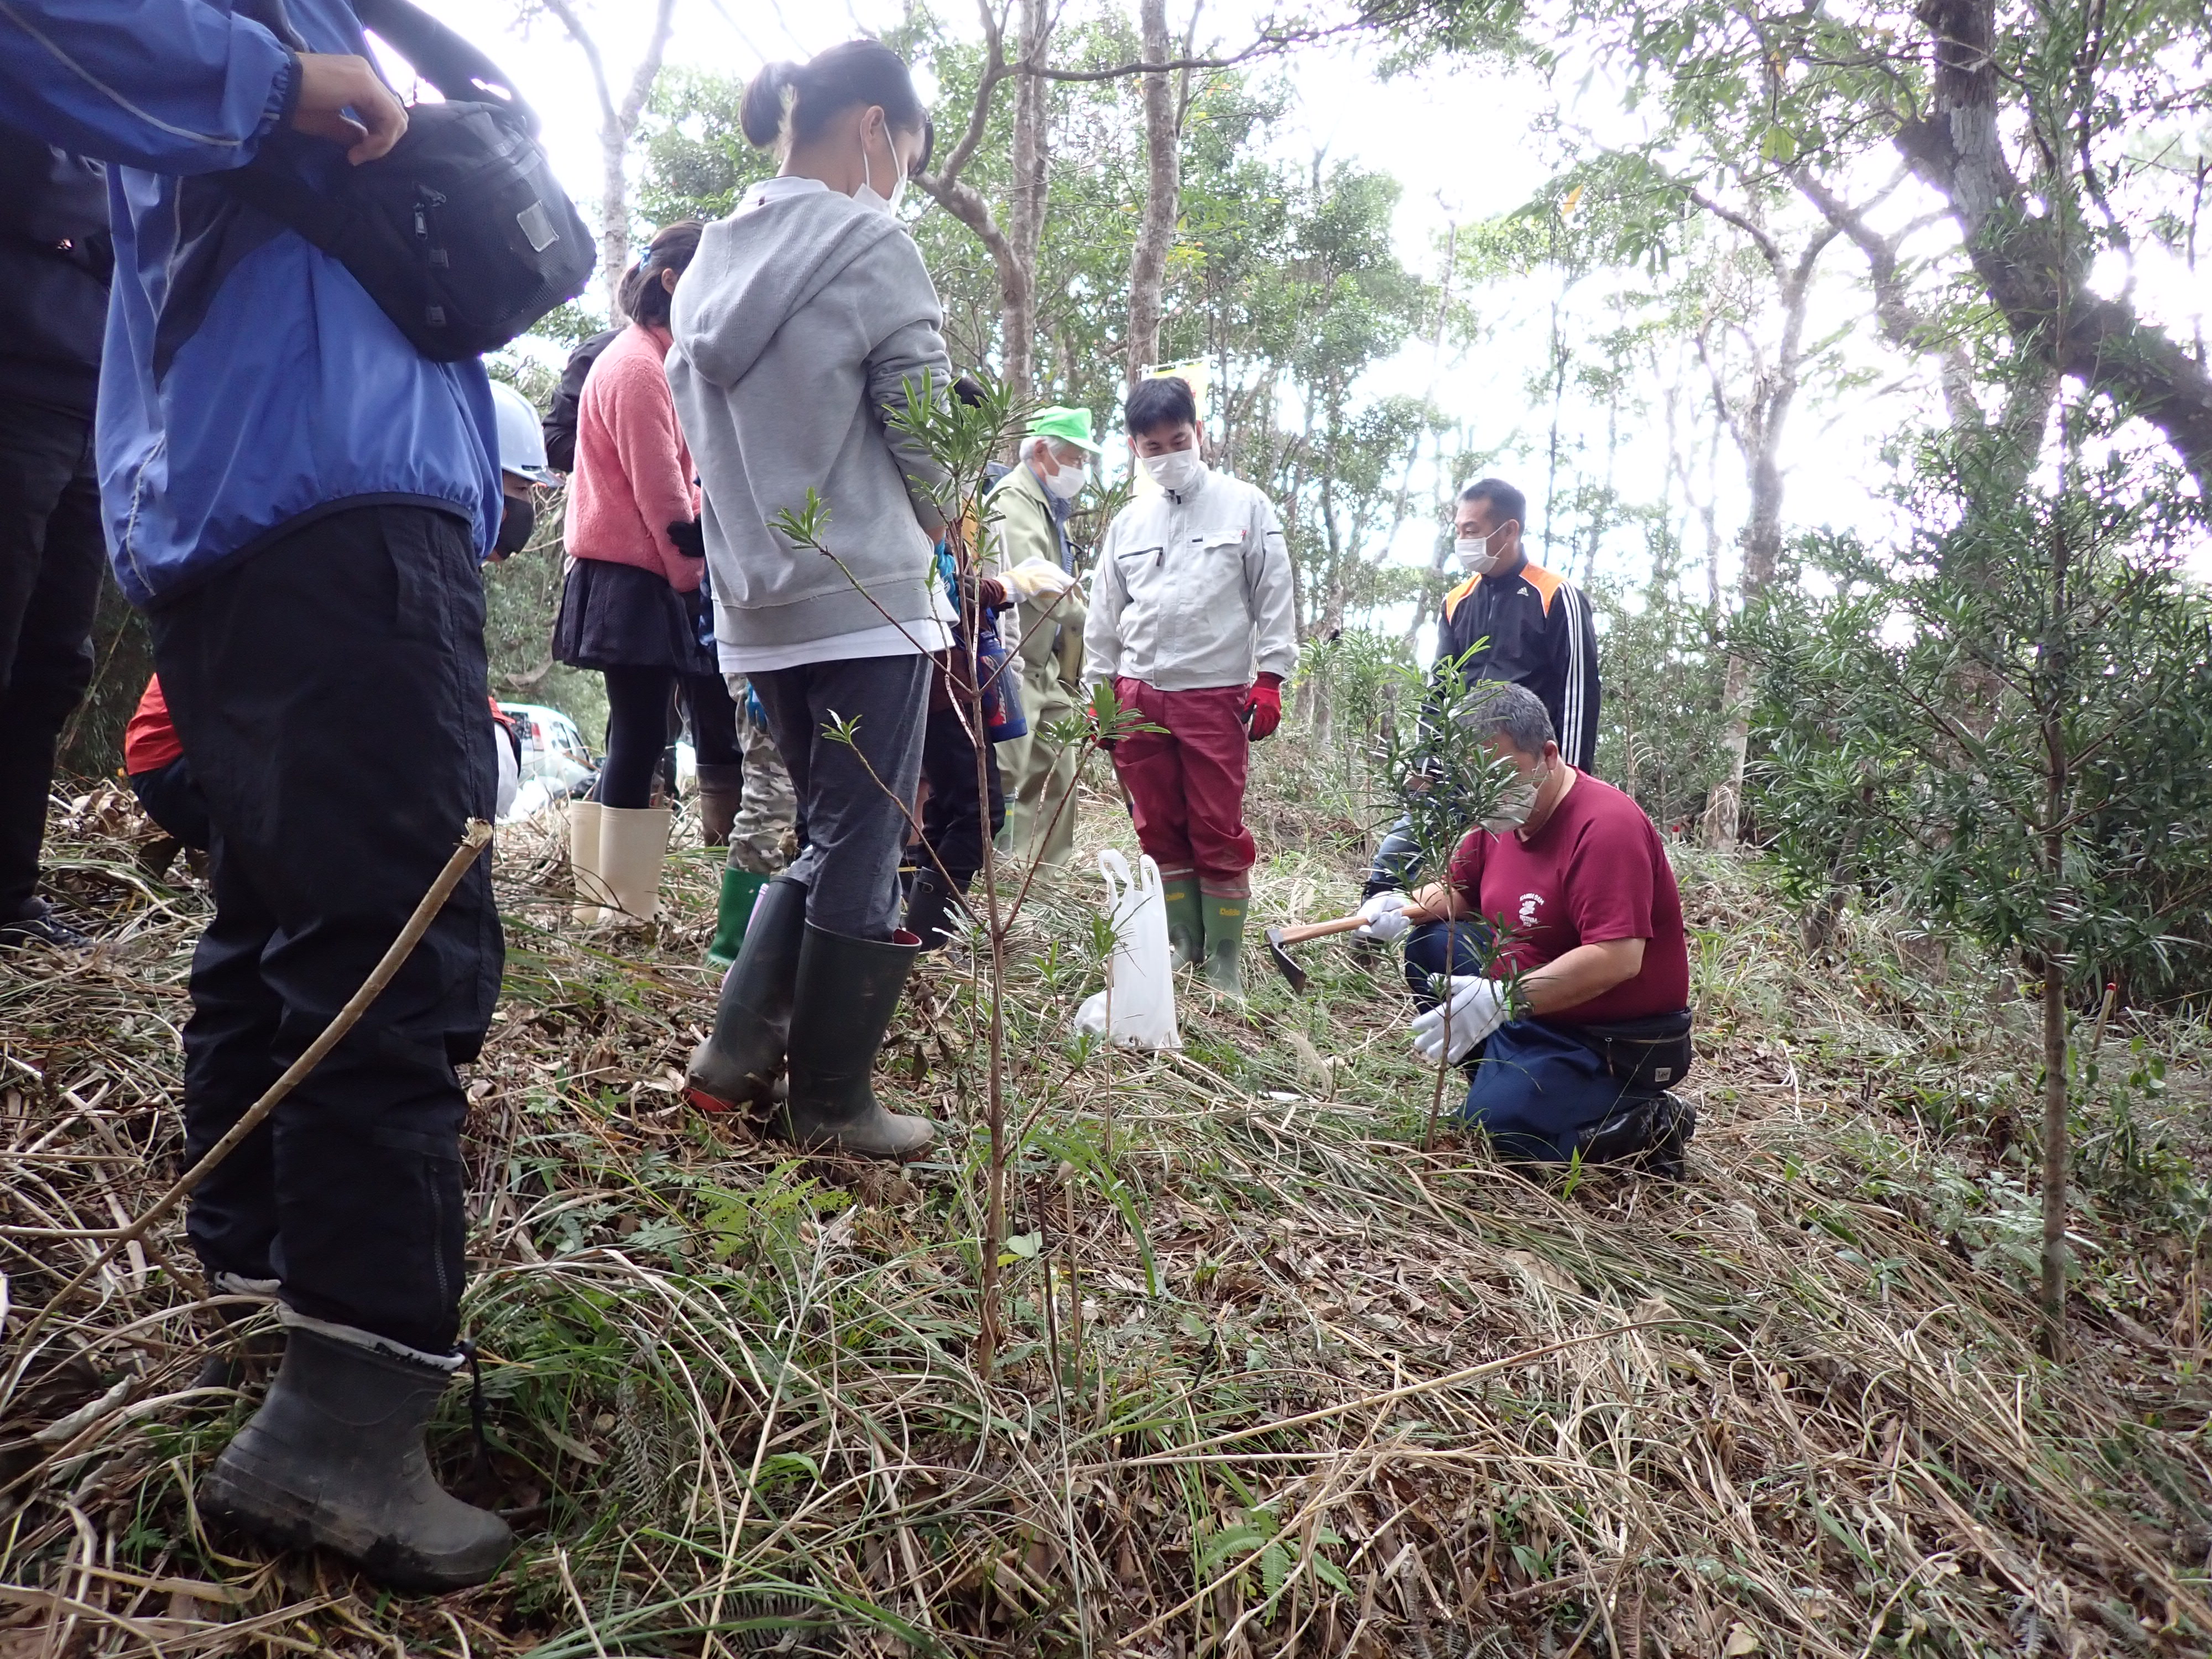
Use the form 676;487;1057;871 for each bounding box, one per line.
1445;771;1689;1024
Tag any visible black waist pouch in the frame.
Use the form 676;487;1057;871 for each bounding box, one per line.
1546;1008;1694;1093
221;0;594;361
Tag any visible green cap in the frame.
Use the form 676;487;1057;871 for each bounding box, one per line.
1027;405;1104;454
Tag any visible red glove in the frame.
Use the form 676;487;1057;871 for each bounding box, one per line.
1241;673;1284;740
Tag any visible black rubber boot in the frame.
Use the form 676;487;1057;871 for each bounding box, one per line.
901;868;964;952
200;1327;512;1592
780;924;935;1160
686;877;807;1114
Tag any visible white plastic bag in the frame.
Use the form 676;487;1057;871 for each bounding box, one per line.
1073;849;1182;1050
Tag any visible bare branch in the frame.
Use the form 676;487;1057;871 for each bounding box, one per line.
921;0;1015;192
1687;187;1784;269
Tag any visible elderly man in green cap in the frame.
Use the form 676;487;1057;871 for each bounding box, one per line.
988;407;1101;871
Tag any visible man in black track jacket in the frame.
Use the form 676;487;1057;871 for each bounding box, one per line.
1432;477;1599;770
1357;477;1604;998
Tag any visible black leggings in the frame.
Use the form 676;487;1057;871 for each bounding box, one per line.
597;667;741;809
919;703;1006;891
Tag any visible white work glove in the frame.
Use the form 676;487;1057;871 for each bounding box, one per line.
1004;556;1077;599
1410;976;1512;1066
1355;891;1412;943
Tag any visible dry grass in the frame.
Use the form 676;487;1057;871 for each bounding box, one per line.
4;752;2211;1658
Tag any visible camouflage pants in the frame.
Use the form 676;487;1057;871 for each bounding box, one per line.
722;675;797;876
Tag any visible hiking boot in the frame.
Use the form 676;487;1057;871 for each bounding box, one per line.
1198;887;1249;999
687;877;806;1114
695;761;744;847
1643;1093;1696;1180
200;1324;512;1593
704;866;771;971
1579;1092;1697;1178
1160;868;1202;969
780;924;934;1160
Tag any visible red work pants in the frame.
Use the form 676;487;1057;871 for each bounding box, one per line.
1109;677;1255;889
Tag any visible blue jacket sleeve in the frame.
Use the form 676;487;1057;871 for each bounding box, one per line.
0;0;298;174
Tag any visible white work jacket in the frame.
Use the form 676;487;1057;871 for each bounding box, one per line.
1083;466;1298;693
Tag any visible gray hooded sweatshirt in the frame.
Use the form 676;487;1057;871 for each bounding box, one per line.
667;179;954;667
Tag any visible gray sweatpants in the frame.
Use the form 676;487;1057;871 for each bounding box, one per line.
748;653;931;940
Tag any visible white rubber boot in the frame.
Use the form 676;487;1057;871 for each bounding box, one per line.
598;804;670;927
568;799;607;925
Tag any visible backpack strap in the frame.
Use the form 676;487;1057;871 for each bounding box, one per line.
353;0;540;134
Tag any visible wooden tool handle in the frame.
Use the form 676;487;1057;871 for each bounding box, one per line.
1271;906;1436;947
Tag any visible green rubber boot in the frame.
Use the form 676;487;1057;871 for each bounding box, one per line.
705;866;771;971
1160;867;1203;969
1199;888;1249;999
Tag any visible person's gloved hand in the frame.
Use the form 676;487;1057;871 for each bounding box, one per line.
1355;890;1412;943
667;519;706;560
1005;556;1078;599
1410;975;1512;1065
1242;672;1284;740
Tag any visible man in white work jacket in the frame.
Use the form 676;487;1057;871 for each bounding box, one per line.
1084;376;1297;998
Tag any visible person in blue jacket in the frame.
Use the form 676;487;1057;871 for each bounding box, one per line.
1;0;513;1590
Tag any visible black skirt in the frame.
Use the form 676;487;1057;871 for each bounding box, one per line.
552;556;717;675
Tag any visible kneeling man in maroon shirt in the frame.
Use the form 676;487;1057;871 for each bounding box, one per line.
1366;681;1695;1172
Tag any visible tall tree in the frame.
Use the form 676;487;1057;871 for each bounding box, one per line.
1124;0;1182;384
534;0;681;313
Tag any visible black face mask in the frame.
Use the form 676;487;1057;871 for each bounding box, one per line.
495;493;536;556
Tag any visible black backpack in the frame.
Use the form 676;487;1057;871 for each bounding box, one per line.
220;0;594;361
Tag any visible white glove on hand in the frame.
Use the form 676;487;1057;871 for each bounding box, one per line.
1410;976;1512;1065
1005;557;1078;599
1355;890;1412;943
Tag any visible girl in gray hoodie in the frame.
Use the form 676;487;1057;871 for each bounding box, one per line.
670;40;949;1161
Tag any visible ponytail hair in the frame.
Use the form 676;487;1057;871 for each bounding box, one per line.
739;39;934;171
617;219;703;327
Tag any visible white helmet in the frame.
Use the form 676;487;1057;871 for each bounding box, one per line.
489;379;556;485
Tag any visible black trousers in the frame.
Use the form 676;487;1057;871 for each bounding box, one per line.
597;665;740;809
0;397;106;924
919;703;1005;892
751;653;931;939
129;756;211;851
149;504;500;1354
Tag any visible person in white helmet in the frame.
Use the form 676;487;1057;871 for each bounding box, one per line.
486;379;559;559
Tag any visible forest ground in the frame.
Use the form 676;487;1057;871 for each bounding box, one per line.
4;742;2211;1658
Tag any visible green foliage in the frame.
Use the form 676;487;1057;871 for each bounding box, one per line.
1751;405;2212;999
1590;524;1732;831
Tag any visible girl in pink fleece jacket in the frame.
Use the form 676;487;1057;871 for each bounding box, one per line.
553;220;745;927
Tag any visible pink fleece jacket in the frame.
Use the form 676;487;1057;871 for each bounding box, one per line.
562;324;702;592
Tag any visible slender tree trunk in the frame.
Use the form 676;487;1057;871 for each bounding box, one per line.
1125;0;1180;387
1698;220;1835;851
541;0;680;316
1001;0;1051;399
2037;949;2070;1355
2036;508;2074;1357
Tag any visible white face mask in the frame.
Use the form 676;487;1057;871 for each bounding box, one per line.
857;124;906;216
1141;448;1203;495
1480;764;1548;833
1041;456;1087;500
1456;528;1504;575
